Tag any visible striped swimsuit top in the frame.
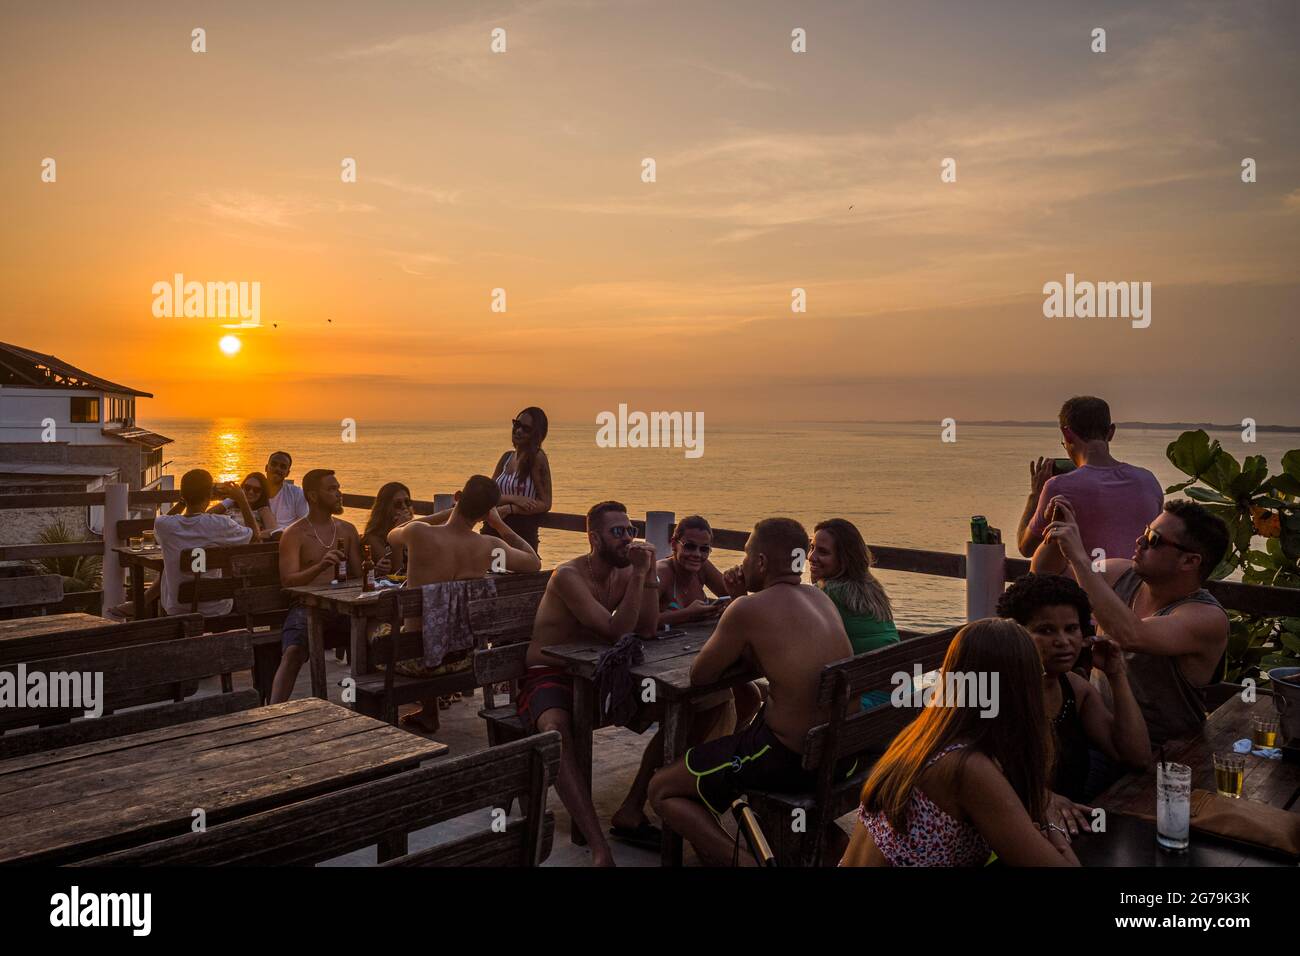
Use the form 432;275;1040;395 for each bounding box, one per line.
496;453;536;499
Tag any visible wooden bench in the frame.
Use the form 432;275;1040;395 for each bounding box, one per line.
472;592;549;746
78;731;562;867
355;571;551;726
0;628;258;758
743;625;962;867
0;573;64;617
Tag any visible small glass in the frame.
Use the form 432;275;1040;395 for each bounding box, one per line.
129;536;143;551
1156;761;1191;852
1212;752;1245;798
1252;716;1280;749
142;530;155;548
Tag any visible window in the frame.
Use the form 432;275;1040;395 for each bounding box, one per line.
70;396;100;423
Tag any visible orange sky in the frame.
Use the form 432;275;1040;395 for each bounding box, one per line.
2;0;1297;424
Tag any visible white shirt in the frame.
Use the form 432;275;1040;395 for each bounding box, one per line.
268;481;308;527
154;512;254;618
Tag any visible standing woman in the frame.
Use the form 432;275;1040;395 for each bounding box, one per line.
362;481;413;576
484;407;552;555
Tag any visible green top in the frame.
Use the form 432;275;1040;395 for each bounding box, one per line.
825;583;899;710
825;582;900;655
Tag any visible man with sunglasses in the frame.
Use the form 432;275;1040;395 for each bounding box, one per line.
523;500;660;865
1020;396;1163;577
1036;497;1230;744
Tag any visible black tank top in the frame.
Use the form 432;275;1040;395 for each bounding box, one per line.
1051;674;1091;802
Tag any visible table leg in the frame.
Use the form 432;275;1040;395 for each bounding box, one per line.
349;615;370;685
307;608;328;700
131;561;145;619
571;677;594;846
660;700;690;867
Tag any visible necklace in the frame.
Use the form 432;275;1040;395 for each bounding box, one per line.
587;555;611;606
308;517;337;550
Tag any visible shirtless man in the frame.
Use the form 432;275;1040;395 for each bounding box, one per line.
647;517;853;866
391;475;540;588
521;500;659;866
384;475;540;729
1036;497;1230;745
269;469;363;704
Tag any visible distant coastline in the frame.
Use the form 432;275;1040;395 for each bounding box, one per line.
809;420;1300;433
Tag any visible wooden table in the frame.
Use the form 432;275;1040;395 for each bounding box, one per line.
0;697;446;865
1075;695;1300;865
112;545;164;619
0;612;108;644
282;582;391;700
542;621;759;866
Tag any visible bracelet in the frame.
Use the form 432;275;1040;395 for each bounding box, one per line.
1041;822;1067;835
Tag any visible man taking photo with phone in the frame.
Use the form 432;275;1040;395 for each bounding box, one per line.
1017;396;1164;578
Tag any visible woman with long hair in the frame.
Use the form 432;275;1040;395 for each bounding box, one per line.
483;407;552;555
841;618;1079;867
362;481;413;576
809;518;899;707
208;471;276;535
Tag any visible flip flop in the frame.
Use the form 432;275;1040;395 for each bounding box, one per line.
609;822;663;850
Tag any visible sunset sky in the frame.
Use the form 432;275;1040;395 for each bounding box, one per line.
2;0;1297;425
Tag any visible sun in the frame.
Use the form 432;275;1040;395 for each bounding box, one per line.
218;335;242;356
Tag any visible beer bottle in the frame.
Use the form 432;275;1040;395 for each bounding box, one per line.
362;545;376;592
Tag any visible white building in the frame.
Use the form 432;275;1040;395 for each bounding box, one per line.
0;341;173;545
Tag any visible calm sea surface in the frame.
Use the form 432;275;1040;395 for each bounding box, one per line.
148;419;1296;631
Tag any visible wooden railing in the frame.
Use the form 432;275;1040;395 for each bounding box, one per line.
2;488;1298;620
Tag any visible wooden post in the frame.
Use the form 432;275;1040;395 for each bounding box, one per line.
965;542;1005;622
101;482;128;617
645;510;674;564
433;493;455;514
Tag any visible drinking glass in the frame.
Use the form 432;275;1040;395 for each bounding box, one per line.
1252;716;1280;749
142;530;155;547
129;536;143;552
1212;753;1245;798
1156;761;1191;851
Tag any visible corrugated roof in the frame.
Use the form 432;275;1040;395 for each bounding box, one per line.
0;341;153;397
103;426;173;448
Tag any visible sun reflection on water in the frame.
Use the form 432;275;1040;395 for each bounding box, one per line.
208;420;246;483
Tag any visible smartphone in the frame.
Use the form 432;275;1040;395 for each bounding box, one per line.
1051;457;1076;476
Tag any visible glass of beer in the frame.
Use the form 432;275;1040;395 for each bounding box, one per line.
129;536;143;551
142;530;155;548
1156;761;1191;852
1213;752;1245;798
1252;716;1280;749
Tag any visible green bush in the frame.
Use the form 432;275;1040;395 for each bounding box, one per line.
26;518;103;593
1165;431;1300;681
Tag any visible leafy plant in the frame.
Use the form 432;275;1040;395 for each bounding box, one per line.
1165;431;1300;681
26;519;103;593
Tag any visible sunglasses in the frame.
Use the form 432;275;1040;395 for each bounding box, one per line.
1138;526;1197;554
678;541;711;554
609;525;638;539
511;418;534;434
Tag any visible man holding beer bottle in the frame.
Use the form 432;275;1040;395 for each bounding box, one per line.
270;469;363;703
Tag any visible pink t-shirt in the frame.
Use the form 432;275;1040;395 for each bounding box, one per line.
1029;463;1164;569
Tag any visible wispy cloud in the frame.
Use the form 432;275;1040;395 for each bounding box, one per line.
199;192;374;229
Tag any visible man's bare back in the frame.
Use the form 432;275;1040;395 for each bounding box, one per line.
527;558;641;667
701;582;850;750
402;523;502;587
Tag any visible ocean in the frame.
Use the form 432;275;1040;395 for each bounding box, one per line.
149;419;1296;631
